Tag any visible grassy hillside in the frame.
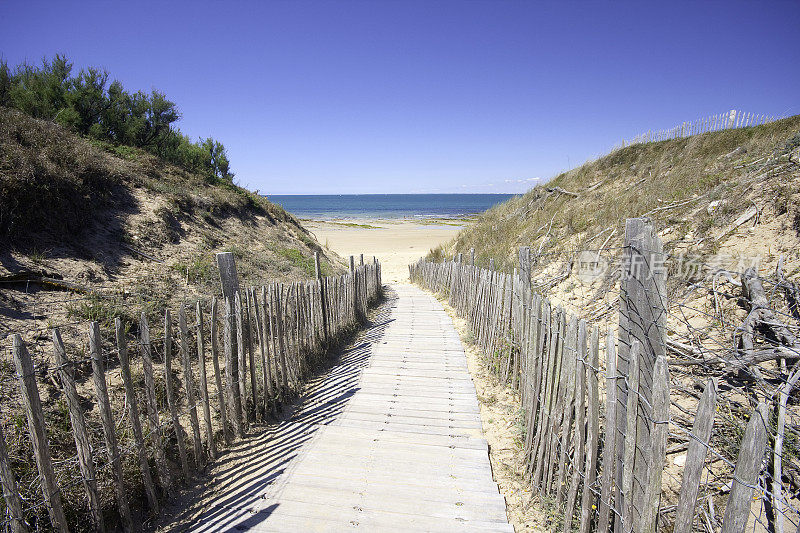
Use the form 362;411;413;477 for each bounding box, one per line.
442;115;800;268
436;115;800;316
0;106;344;339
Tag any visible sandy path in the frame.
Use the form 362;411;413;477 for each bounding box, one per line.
305;219;461;283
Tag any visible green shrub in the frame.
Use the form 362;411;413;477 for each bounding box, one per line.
0;55;234;181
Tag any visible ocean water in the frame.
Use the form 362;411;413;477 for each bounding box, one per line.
266;194;516;220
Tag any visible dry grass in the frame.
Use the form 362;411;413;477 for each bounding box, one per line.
435;115;800;274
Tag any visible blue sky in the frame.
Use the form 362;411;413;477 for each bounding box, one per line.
1;1;798;194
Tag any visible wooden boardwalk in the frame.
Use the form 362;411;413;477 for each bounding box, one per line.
179;284;511;532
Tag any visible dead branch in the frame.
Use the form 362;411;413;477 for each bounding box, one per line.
0;272;95;294
546;186;579;198
121;243;165;264
741;267;797;347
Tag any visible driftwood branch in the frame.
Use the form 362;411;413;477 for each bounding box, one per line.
546;186;579;198
121;244;164;264
741;268;797;347
0;272;95;294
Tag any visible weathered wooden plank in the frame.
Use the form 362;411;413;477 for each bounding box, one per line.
532;302;556;487
115;318;159;513
223;297;244;437
598;329;618;533
556;316;579;507
721;402;769;533
640;351;670;533
234;291;249;426
274;284;291;394
544;311;567;495
245;287;259;420
138;312;171;492
314;252;329;342
565;319;587;529
210;298;232;444
180;305;204;467
196;302;216;460
164;309;191;477
12;334;69;532
579;326;600;533
674;379;717;533
0;419;27;533
52;328;104;531
621;339;641;533
252;288;270;418
89;322;133;531
618;217;667;527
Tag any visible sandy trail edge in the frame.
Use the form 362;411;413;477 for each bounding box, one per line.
438;294;549;532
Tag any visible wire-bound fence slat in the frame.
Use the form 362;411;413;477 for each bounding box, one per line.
722;402;769;533
12;334;69;532
164;309;191;477
116;318;159;514
89;322;133;531
179;305;204;468
196;302;216;460
0;403;29;533
138;312;172;493
52;328;105;531
674;378;717;532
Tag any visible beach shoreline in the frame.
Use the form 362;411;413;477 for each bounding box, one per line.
305;217;462;283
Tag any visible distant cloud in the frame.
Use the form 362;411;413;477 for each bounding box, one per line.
504;177;540;184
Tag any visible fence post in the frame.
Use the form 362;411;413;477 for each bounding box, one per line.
640;351;670;533
621;339;641;533
89;322;133;531
138;313;171;493
234;292;249;426
216;252;242;432
165;310;191;477
196;302;217;460
315;251;329;342
180;305;204;467
579;326;600;533
210;298;233;444
617;217;667;529
674;379;717;532
12;334;69;532
115;319;159;514
245;289;258;421
564;320;588;527
52;329;105;531
0;419;27;533
259;287;277;415
519;246;531;290
722;402;769;533
598;330;618;533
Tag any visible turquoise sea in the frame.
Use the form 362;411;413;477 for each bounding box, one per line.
266;194;516;220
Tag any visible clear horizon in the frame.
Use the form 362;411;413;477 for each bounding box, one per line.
2;1;798;195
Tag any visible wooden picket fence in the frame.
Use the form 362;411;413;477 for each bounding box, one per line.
0;252;381;532
409;218;771;533
612;109;783;151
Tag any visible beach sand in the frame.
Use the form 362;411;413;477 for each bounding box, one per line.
305;219;462;283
